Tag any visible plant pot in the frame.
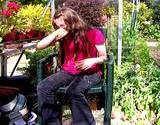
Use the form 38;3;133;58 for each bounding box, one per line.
26;30;37;39
3;31;17;43
16;32;26;41
36;31;45;39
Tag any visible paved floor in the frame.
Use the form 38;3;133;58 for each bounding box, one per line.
3;54;28;76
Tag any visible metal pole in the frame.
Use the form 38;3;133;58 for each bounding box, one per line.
10;50;25;77
117;0;123;66
41;0;52;17
51;0;56;19
1;54;7;76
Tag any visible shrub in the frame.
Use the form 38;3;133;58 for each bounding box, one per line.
24;47;54;86
0;1;21;37
114;61;160;122
14;4;52;33
153;0;160;26
131;38;152;67
142;24;160;41
123;1;153;31
62;0;107;26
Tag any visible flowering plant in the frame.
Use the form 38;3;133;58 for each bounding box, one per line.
0;1;21;37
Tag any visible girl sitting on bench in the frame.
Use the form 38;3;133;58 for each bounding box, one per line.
35;7;107;125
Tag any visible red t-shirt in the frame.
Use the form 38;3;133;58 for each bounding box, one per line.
62;28;105;75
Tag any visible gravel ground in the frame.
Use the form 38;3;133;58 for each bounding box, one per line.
62;109;129;125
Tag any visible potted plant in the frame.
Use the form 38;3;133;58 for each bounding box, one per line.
14;4;52;41
0;1;21;44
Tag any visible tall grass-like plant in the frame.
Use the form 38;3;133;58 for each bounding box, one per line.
110;15;138;63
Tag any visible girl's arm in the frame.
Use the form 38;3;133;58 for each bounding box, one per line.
75;43;107;70
36;28;68;49
93;43;107;63
23;28;68;50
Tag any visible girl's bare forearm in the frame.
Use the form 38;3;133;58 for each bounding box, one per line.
36;32;57;49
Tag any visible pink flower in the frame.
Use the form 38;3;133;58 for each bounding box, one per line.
0;9;12;17
7;1;20;12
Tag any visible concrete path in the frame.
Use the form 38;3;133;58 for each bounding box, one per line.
6;54;28;76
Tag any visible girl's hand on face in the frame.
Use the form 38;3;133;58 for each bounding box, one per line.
54;28;68;40
75;58;96;70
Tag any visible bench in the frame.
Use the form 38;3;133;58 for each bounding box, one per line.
36;28;114;125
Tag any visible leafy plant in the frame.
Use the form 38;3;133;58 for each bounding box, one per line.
152;0;160;26
24;47;54;86
143;24;160;41
0;1;21;37
14;4;52;33
113;61;160;122
123;1;153;31
131;38;152;67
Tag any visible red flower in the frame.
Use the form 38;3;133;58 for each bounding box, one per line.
0;9;12;17
7;1;20;12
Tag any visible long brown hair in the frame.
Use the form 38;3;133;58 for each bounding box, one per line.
53;7;91;59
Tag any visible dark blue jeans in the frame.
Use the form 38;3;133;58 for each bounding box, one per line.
37;70;101;125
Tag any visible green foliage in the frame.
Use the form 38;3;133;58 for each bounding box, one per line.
142;24;160;41
137;2;153;29
156;117;160;125
108;15;138;62
123;1;135;17
113;61;160;121
134;1;160;41
157;42;160;49
0;1;21;36
122;1;160;41
122;17;137;45
131;38;151;67
123;1;153;29
24;47;53;86
14;4;52;33
153;0;160;26
0;23;11;36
